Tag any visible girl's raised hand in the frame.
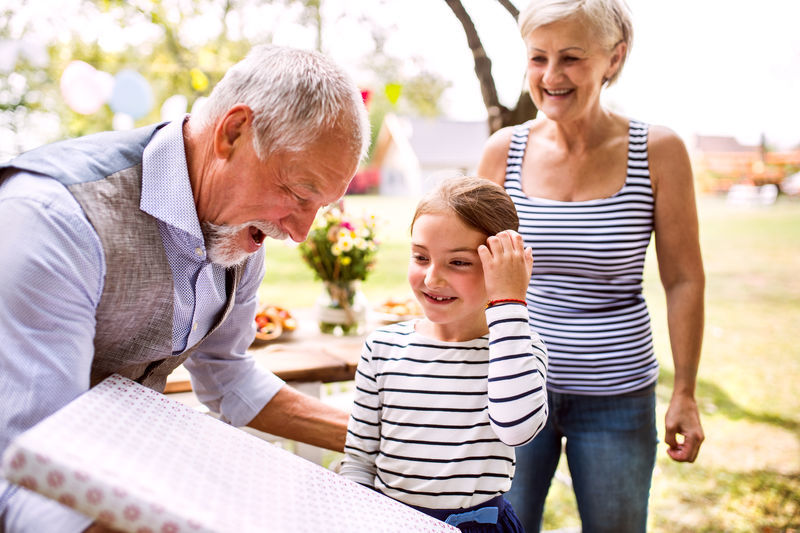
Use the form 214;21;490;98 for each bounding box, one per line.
477;230;533;302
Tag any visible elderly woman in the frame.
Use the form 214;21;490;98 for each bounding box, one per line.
476;0;705;531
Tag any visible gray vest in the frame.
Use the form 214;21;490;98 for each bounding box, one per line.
1;125;244;391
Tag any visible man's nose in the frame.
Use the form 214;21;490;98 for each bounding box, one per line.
285;206;321;242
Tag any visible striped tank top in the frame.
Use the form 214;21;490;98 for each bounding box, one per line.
504;120;659;395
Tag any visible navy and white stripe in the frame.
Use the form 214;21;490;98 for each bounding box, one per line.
505;120;658;395
341;303;548;509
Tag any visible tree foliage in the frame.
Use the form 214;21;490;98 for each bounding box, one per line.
0;0;451;162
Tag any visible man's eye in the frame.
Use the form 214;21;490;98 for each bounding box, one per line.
289;189;307;203
530;56;546;64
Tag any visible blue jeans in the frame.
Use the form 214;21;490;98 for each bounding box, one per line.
506;385;657;533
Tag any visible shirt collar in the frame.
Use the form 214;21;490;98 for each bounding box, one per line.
140;115;203;241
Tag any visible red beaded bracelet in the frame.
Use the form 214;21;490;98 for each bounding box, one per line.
486;298;527;308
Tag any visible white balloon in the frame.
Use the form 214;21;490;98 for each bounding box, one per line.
160;94;188;122
112;112;135;131
191;96;208;115
60;60;107;115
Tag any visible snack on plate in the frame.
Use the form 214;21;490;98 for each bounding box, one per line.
253;305;297;343
375;297;423;323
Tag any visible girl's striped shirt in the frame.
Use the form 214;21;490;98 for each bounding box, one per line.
341;303;548;509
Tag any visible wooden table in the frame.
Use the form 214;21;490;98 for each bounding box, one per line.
164;309;368;394
164;309;374;463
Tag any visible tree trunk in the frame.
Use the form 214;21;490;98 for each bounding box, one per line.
443;0;536;134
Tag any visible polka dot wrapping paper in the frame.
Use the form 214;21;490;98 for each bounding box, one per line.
1;374;457;532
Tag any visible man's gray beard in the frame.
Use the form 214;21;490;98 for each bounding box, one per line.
201;220;287;268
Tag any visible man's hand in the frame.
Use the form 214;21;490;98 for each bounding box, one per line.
664;392;704;462
477;230;533;302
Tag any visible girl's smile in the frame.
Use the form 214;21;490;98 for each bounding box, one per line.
408;213;489;342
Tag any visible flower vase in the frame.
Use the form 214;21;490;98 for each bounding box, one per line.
315;281;367;336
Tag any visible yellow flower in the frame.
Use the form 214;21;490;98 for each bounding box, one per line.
340;256;352;266
331;243;343;256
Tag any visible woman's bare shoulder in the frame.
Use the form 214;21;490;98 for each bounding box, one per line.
647;124;689;156
477;126;516;186
646;123;693;196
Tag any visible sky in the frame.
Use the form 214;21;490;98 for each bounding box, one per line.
3;0;799;150
323;0;800;150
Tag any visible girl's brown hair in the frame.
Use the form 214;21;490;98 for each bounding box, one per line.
411;176;519;237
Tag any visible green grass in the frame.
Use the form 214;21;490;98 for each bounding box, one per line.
259;194;800;532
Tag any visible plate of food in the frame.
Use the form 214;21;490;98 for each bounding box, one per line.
252;305;298;344
373;296;424;324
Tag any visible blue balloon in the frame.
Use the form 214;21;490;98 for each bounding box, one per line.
109;69;153;119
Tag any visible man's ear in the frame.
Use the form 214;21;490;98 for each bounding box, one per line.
213;104;253;159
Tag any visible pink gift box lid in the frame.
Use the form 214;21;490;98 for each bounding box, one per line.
1;374;457;532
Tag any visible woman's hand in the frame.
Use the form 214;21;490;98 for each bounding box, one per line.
477;230;533;302
664;392;704;462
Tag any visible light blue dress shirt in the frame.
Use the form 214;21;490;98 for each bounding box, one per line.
0;118;284;531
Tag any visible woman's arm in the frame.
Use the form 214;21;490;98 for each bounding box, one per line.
649;125;706;463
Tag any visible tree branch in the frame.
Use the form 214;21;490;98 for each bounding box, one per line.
442;0;507;132
496;0;519;20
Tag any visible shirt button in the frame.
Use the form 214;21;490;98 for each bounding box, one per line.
195;247;204;257
192;322;198;332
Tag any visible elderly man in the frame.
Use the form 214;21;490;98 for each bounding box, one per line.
0;45;369;531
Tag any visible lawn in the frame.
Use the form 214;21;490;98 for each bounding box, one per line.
258;194;800;532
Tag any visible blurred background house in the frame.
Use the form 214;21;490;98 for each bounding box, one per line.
348;114;490;196
690;134;800;199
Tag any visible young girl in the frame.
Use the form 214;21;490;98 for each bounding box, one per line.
340;176;548;532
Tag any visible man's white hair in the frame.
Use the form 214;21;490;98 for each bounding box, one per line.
192;44;370;160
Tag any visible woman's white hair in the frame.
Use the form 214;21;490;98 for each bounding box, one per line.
192;44;369;160
519;0;633;86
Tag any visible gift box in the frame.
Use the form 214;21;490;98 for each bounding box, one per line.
1;374;456;532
